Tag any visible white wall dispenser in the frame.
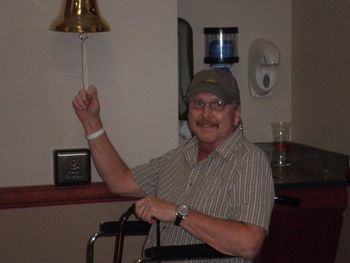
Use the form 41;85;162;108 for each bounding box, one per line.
248;39;280;97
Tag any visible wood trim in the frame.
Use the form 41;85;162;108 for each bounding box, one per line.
0;182;137;209
1;177;348;210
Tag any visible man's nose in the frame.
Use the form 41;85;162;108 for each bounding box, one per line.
200;103;211;118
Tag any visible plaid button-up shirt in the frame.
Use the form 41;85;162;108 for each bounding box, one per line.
132;129;275;262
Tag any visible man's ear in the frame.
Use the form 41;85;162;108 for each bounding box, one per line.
233;106;241;126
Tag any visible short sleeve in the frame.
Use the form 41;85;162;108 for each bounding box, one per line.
229;148;275;231
131;159;160;196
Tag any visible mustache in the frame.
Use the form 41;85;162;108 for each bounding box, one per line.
196;118;219;127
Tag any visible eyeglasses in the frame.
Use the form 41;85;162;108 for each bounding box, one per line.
188;98;228;111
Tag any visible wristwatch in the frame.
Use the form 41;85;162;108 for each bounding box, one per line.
174;205;189;226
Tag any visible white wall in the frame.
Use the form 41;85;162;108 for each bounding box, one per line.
0;201;145;263
178;0;292;143
291;1;350;263
292;0;350;156
1;0;292;187
0;0;178;187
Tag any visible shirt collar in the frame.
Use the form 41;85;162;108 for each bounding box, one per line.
182;128;243;165
214;128;243;159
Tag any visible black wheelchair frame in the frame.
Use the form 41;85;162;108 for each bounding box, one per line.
86;195;300;263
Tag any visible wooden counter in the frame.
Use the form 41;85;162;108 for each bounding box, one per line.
0;182;135;209
258;142;349;263
259;186;347;263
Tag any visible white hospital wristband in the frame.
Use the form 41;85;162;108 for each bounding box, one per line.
85;128;105;140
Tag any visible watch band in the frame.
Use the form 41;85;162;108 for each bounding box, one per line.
174;205;189;226
174;214;184;226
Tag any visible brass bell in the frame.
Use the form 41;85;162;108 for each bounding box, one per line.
49;0;111;33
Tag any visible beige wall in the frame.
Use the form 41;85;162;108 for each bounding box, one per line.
0;201;147;263
292;0;350;156
292;1;350;263
1;0;177;262
0;0;178;187
1;0;292;188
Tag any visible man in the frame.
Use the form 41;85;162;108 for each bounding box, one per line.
73;69;274;262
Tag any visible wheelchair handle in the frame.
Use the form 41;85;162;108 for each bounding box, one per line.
274;194;300;207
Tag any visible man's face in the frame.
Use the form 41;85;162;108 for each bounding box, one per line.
188;92;241;149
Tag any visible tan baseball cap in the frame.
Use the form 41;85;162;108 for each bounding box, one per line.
187;69;240;105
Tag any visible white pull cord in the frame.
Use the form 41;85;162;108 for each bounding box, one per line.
79;33;89;90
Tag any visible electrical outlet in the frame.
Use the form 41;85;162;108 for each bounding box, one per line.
53;148;91;186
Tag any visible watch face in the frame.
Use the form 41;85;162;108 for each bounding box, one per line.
177;205;189;216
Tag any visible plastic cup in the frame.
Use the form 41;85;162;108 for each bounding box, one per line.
271;121;291;167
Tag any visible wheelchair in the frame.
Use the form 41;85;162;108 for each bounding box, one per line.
86;195;300;263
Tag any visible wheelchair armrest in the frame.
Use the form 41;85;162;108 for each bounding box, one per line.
87;220;151;263
144;243;232;261
138;195;300;262
99;220;151;236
